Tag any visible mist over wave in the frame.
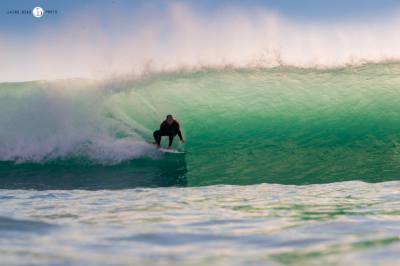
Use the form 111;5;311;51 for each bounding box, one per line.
2;3;400;81
0;79;158;164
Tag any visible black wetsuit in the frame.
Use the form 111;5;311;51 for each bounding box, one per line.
153;120;183;146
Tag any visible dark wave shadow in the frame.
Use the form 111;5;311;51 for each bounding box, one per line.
0;216;57;233
0;154;187;190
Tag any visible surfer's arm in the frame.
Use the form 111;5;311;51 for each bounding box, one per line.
175;122;184;141
177;130;183;142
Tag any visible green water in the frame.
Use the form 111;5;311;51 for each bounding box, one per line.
109;64;400;186
1;64;400;266
1;63;400;188
1;181;399;265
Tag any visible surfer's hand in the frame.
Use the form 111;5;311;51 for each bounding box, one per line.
180;139;185;144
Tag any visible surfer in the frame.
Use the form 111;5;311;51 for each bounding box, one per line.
153;115;184;149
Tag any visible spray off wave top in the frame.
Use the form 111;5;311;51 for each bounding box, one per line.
2;3;400;81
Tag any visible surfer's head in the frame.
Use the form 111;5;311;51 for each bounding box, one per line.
166;114;174;125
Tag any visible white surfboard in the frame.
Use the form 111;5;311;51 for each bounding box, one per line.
159;147;185;154
148;141;184;154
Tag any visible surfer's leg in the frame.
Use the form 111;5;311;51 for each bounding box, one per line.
168;134;174;147
153;130;161;146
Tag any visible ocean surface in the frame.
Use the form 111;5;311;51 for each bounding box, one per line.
1;182;399;265
1;63;400;265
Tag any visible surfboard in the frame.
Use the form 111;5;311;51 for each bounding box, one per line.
147;141;184;154
159;147;185;154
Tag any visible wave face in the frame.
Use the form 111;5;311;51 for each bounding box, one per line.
1;63;400;188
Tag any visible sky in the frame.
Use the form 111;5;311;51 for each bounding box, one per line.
1;0;400;81
1;0;399;31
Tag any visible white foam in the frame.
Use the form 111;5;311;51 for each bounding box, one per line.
0;81;159;164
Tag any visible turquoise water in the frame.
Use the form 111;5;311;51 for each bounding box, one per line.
1;64;400;187
1;63;400;265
